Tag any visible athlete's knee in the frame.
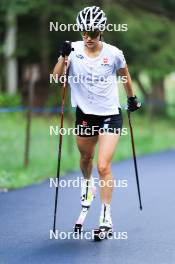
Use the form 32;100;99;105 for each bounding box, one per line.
80;153;93;165
97;162;111;177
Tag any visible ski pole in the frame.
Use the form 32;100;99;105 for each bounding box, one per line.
53;56;69;233
127;111;143;210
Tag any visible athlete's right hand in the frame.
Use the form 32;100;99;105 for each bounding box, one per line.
59;41;73;57
127;96;141;112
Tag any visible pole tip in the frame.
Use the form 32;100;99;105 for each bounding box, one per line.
140;206;143;211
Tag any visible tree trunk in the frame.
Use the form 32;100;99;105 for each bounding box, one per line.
4;10;18;94
40;14;50;80
135;76;149;100
34;14;50;106
149;78;166;115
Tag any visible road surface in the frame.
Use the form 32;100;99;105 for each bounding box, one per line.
0;150;175;264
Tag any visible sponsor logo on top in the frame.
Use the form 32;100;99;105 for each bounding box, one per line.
101;57;110;66
76;54;84;59
82;120;88;127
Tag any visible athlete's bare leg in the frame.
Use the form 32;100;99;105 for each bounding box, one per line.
76;136;98;180
97;133;120;204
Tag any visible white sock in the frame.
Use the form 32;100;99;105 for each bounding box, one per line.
81;175;94;197
100;203;111;220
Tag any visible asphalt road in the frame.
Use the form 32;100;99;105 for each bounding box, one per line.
0;150;175;264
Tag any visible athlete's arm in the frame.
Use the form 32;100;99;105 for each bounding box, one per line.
117;65;135;97
118;65;141;111
53;56;70;77
53;41;72;77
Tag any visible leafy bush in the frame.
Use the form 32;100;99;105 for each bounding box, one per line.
0;93;21;107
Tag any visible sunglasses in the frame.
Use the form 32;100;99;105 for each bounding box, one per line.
82;31;100;39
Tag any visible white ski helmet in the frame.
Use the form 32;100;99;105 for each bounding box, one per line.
76;6;107;31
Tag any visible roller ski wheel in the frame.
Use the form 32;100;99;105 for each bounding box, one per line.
74;223;83;234
93;227;113;241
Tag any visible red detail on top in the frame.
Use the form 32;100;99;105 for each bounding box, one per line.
82;120;88;126
103;57;109;64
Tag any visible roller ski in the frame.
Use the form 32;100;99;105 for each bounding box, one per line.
93;227;113;241
93;203;113;241
74;206;90;234
74;177;96;234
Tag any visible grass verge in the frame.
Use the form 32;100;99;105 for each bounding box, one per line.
0;111;174;189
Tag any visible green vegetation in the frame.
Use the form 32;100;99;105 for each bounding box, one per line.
0;1;175;190
0;112;174;190
1;1;175;114
0;93;22;107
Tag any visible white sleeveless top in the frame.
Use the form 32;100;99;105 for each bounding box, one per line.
68;41;126;115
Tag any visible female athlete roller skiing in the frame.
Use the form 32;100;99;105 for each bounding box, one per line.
53;6;140;236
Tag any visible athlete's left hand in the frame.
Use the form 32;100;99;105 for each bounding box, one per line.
59;41;73;57
127;96;141;112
